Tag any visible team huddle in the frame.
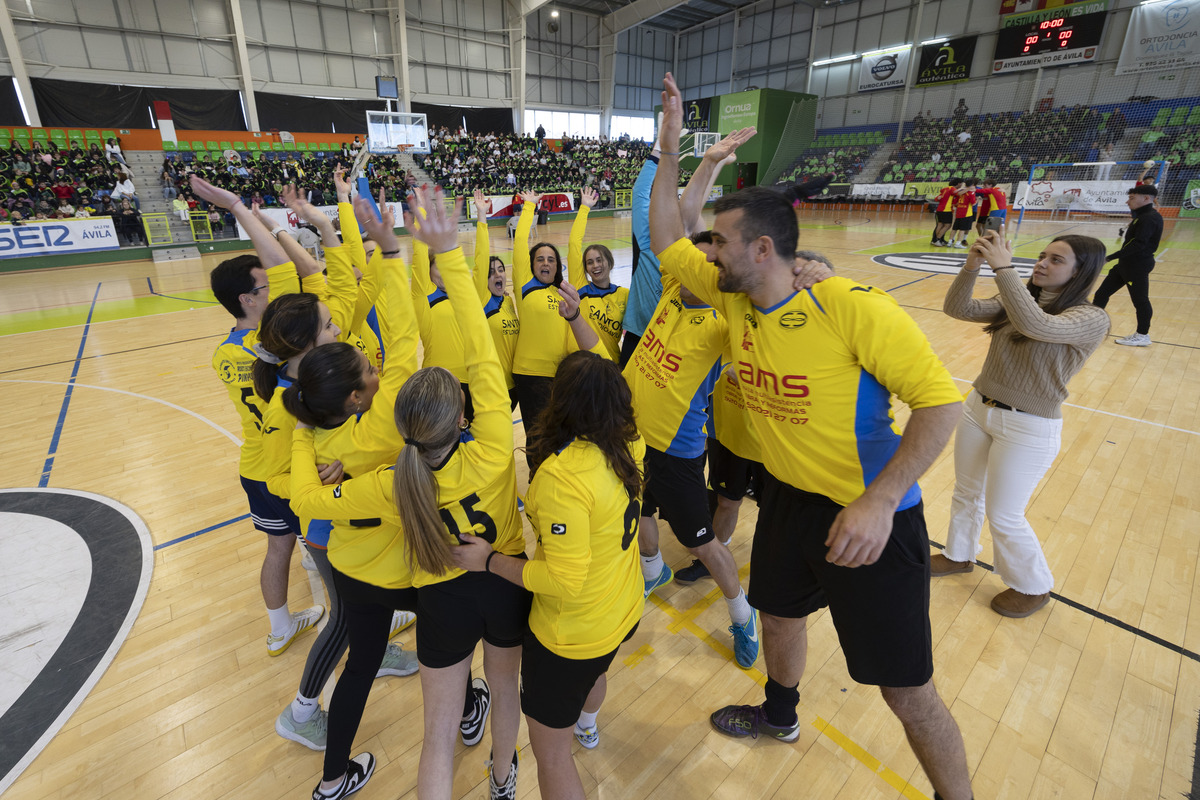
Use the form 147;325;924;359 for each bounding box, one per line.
205;74;1155;800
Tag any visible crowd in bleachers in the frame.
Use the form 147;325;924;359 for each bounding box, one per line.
0;133;147;243
882;103;1112;185
781;145;873;185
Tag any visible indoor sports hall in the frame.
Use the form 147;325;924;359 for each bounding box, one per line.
1;1;1198;799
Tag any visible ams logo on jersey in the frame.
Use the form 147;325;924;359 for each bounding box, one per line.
639;330;682;372
737;361;808;398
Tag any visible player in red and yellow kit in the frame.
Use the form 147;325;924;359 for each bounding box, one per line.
931;178;962;246
948;178;977;249
650;73;973;800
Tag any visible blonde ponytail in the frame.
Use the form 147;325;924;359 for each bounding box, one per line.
391;367;465;576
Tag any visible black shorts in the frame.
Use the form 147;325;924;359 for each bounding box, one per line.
935;211;953;224
707;439;763;501
240;475;301;537
747;471;933;688
415;566;532;668
331;566;419;613
520;623;638;729
642;445;715;547
952;215;975;231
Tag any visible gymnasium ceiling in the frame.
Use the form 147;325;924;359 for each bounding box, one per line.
548;0;855;32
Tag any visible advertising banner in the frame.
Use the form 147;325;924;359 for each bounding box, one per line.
851;183;906;198
858;47;911;92
717;90;760;134
904;181;950;198
1000;0;1097;15
0;217;120;259
1116;0;1200;75
915;36;977;86
1179;179;1200;218
1014;179;1132;212
992;1;1109;74
684;97;713;133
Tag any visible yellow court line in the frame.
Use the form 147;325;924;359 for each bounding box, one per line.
645;585;930;800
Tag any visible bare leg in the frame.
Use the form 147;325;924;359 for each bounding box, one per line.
262;534;295;609
880;681;972;800
483;642;521;784
582;673;606;715
712;495;740;546
416;656;473;800
637;515;659;557
526;718;585;800
762;613;807;686
688;538;742;600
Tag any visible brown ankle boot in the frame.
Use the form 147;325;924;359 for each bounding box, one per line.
930;554;973;576
990;588;1049;618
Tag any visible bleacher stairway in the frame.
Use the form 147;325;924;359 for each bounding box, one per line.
857;144;900;185
125;150;195;246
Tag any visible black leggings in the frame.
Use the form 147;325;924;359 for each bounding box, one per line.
1093;262;1153;335
297;545;348;699
513;373;553;475
321;568;418;782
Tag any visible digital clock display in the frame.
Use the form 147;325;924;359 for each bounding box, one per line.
993;9;1107;63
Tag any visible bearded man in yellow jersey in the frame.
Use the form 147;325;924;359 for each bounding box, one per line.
650;74;974;800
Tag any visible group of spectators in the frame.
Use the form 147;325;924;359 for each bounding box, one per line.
887;104;1114;185
782;145;871;186
0;136;145;243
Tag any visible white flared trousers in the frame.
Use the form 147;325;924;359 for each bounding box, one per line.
945;391;1061;595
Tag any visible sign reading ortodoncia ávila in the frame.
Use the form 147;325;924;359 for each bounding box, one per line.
915;36;978;85
858;46;911;92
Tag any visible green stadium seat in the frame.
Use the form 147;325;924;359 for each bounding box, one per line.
161;140;176;151
245;141;258;151
49;128;65;139
0;139;9;150
205;140;219;150
1168;106;1188;126
31;128;48;140
12;127;29;140
220;141;232;150
174;140;190;151
1187;107;1200;125
283;142;296;151
101;129;117;139
1150;108;1171;127
272;142;284;151
209;151;221;161
319;142;331;151
233;141;245;150
192;140;204;150
67;129;82;141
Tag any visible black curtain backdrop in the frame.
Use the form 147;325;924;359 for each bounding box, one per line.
31;78;245;129
255;93;387;134
412;102;513;135
0;79;25;126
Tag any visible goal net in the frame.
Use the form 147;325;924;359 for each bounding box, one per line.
1013;159;1168;236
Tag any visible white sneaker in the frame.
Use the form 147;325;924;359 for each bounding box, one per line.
389;610;416;639
376;643;419;677
276;704;328;750
1115;332;1151;347
574;723;599;749
301;549;317;571
266;605;326;656
954;241;968;248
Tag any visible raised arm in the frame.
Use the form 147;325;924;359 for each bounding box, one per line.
568;187;597;284
472;189;493;302
512;190;540;287
649;73;687;255
191;175;288;269
944;241;1003;323
678;127;755;236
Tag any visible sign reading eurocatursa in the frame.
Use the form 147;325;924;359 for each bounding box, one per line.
915;36;977;86
858;46;911;92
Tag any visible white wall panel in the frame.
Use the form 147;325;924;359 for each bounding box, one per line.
198;41;235;78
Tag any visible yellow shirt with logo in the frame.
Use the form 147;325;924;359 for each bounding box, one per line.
523;436;646;659
512;203;572;377
473;220;518;391
567;205;628;360
660;238;961;510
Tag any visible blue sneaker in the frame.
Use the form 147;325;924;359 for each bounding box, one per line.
643;563;673;598
730;607;760;669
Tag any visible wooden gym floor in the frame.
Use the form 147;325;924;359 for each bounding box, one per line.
1;208;1198;800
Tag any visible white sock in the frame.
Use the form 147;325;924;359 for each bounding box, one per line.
726;589;752;627
641;551;664;581
267;604;292;637
576;709;598;731
291;693;318;723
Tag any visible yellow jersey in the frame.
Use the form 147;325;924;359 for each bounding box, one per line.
211;261;298;480
523;435;646;659
512;203;572;377
622;274;725;458
473;220;517;391
567;205;628;360
412;236;468;382
711;363;762;463
660;238;962;510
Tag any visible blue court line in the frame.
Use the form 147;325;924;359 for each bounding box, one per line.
887;274;938;293
39;282;101;487
146;276;217;304
154;513;251;551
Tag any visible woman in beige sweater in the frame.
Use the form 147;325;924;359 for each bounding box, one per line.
936;230;1110;618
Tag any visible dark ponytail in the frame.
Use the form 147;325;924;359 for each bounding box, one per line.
253;293;324;401
280;342;364;427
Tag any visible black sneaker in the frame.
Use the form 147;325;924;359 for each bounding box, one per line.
460;677;491;746
674;559;711;585
710;704;798;742
312;752;375;799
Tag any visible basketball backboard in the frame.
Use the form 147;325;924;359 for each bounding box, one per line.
366;110;430;155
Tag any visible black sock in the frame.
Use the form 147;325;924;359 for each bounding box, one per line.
762;677;799;727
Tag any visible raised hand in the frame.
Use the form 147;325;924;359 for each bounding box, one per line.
280;183;303;211
189;175;241;210
704;127;757;167
658;72;684;153
581;186;599;209
333;163;353;200
406;185;462;254
519;189;542;206
557;280;581;319
473;188;491;219
354;187;399;252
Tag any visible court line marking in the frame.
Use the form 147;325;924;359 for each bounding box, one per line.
0;379;242;446
146;276;217;304
949;377;1200;437
0;333;226;376
38;283;100;487
153;514;250;551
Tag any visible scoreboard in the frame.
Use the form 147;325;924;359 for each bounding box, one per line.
993;7;1108;73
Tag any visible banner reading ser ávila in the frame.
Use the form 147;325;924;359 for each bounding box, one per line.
0;217;120;258
858;46;910;92
1117;0;1200;75
915;36;977;85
